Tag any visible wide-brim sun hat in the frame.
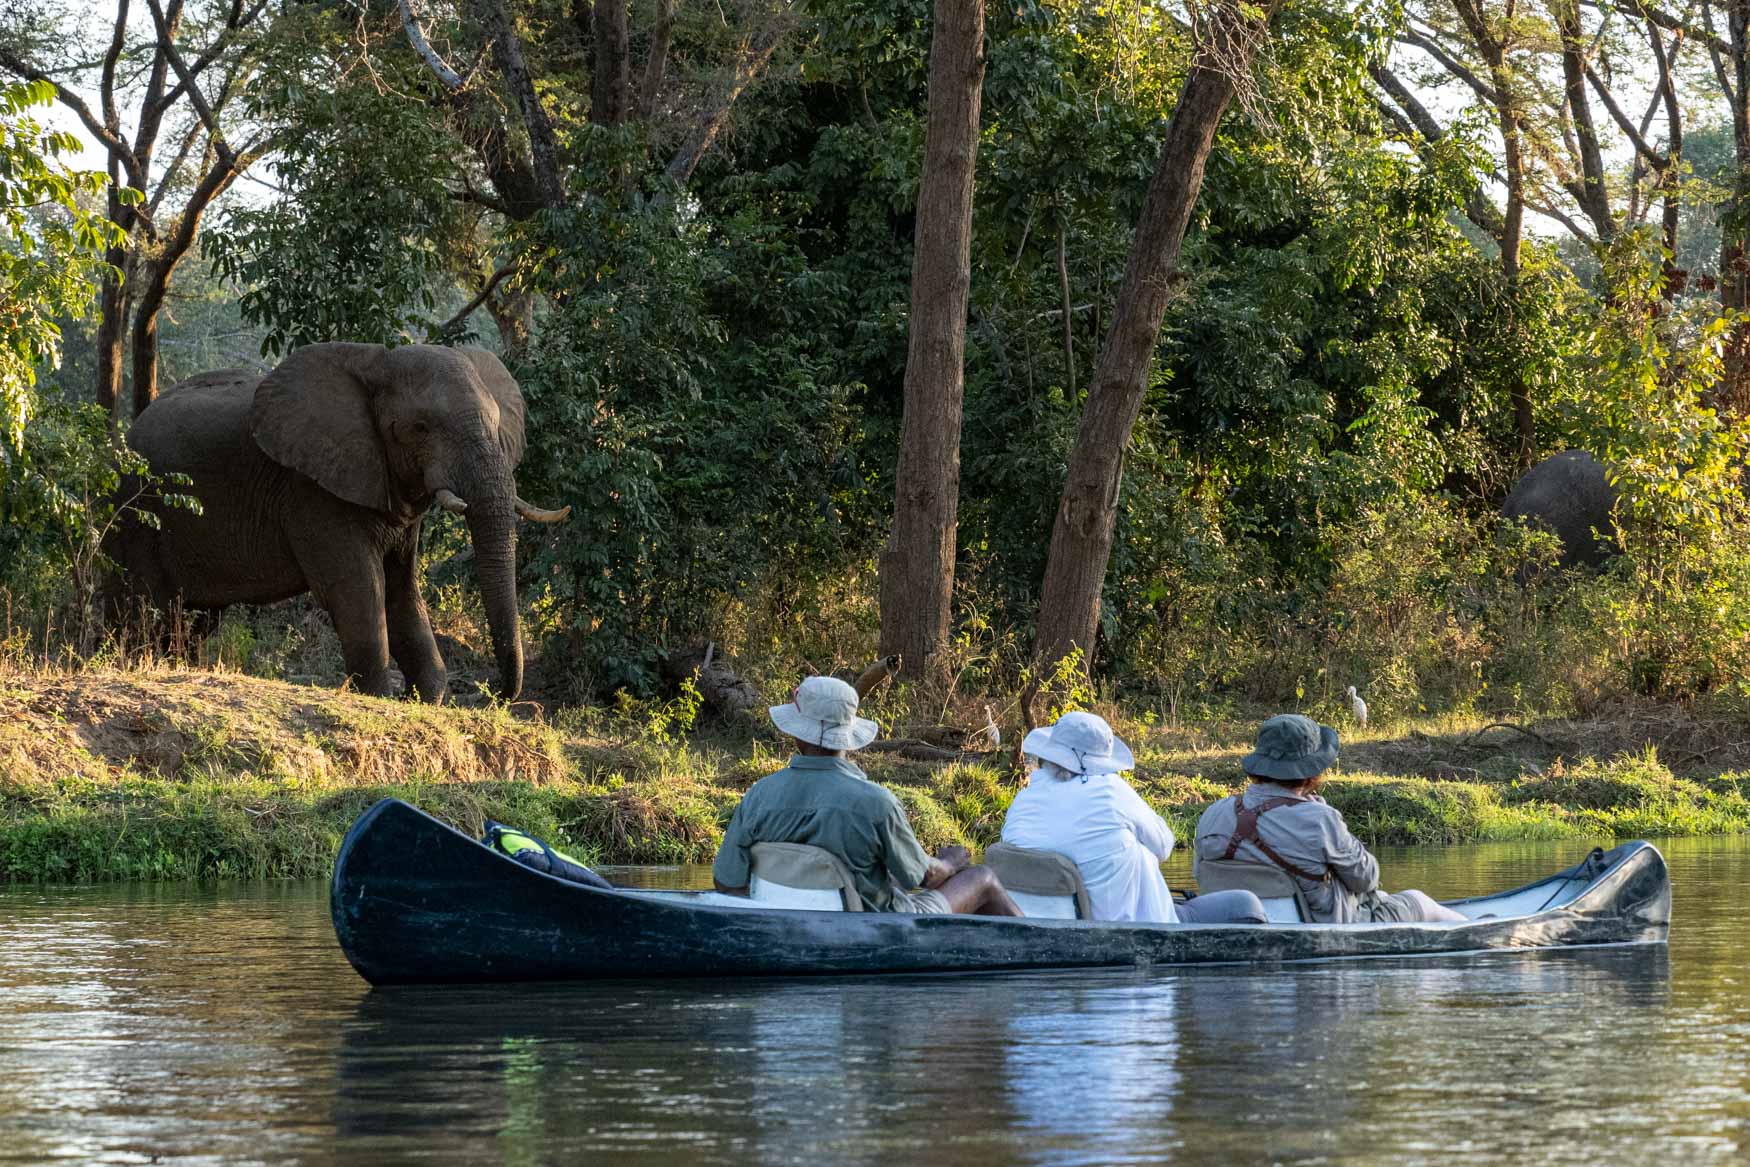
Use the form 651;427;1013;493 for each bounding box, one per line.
769;675;880;751
1242;713;1339;782
1020;711;1134;775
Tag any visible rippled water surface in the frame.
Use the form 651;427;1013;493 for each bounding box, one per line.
0;837;1744;1165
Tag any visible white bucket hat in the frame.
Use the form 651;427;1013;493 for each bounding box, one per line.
769;675;880;751
1020;711;1134;775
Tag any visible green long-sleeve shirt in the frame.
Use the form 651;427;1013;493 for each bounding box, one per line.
712;755;931;912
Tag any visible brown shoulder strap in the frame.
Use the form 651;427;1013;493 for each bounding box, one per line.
1219;794;1331;883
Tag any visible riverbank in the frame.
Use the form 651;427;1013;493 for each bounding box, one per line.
4;665;1749;881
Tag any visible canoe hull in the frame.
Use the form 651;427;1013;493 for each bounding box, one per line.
330;799;1670;986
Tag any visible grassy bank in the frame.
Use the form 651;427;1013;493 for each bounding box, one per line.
4;664;1750;882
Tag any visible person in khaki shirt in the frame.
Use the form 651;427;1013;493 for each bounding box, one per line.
1193;714;1465;924
713;676;1022;916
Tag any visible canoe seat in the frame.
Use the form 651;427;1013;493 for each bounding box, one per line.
749;842;864;911
984;843;1091;920
1194;858;1311;923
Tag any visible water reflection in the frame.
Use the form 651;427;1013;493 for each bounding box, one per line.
319;946;1677;1166
0;840;1741;1165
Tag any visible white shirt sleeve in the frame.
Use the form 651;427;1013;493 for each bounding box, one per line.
1114;777;1175;861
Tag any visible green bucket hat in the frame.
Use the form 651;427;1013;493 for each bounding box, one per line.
1242;714;1340;782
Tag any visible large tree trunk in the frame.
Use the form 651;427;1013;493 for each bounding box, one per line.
1500;97;1533;469
1032;1;1272;671
95;257;130;420
472;0;565;208
1722;1;1750;418
591;0;630;126
876;0;985;679
1452;0;1533;469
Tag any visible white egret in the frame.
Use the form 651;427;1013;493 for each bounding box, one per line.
1347;685;1368;729
975;703;1001;748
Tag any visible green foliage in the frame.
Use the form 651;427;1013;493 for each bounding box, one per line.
515;186;873;692
0;80;123;454
89;0;1750;721
0;392;201;650
206;15;469;355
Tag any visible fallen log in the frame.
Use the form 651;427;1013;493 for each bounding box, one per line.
661;643;760;717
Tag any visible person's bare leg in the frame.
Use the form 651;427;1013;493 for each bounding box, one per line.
935;866;1024;916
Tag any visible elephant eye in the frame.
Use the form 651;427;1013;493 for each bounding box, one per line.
410;419;432;437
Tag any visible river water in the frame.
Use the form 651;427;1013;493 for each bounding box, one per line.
0;837;1742;1165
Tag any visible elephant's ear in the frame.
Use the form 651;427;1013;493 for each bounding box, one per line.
463;348;527;467
250;343;394;513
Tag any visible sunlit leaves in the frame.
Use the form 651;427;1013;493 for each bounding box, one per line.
0;80;120;457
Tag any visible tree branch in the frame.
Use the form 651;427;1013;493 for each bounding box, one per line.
1371;63;1505;241
0;49;144;186
399;0;466;91
666;25;785;185
143;0;235;166
1583;61;1664;164
1526;194;1598;244
1400;25;1499;103
470;0;565;208
1701;0;1736;108
1581;0;1730;54
436;261;520;335
150;0;271;118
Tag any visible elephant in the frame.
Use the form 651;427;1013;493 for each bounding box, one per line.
1501;449;1618;567
105;342;569;701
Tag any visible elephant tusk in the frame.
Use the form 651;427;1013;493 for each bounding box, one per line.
516;497;572;523
433;488;469;515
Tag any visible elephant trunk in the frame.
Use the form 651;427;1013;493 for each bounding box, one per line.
459;473;523;701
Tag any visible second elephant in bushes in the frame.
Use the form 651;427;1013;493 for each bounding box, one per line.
1502;449;1617;567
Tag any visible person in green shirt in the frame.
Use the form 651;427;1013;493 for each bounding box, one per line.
713;675;1023;916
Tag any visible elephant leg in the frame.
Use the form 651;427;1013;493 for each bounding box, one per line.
384;529;447;702
305;555;397;698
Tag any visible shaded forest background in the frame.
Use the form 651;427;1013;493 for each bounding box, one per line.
6;0;1750;725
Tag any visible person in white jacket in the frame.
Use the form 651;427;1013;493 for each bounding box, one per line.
999;712;1264;925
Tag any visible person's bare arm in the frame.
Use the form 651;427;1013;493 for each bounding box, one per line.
922;845;972;889
714;879;750;897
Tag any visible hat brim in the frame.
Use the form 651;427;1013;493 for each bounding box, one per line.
1241;724;1339;782
770;703;880;751
1020;726;1135;775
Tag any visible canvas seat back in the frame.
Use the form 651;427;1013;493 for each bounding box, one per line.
1194;858;1311;923
984;843;1092;920
749;842;864;911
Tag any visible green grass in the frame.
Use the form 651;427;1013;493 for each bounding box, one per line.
4;664;1750;882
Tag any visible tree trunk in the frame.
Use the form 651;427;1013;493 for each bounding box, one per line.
1032;1;1271;671
128;149;243;417
488;285;536;360
639;0;675;122
1500;102;1533;469
473;0;565;208
1722;1;1750;418
1450;0;1534;466
95;253;129;420
591;0;630;126
876;0;985;679
129;286;161;418
1553;0;1612;241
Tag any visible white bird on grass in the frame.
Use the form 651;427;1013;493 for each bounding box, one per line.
1347;685;1368;730
974;703;1001;749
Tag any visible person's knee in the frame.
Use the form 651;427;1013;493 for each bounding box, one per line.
1180;888;1267;924
1402;889;1467;923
